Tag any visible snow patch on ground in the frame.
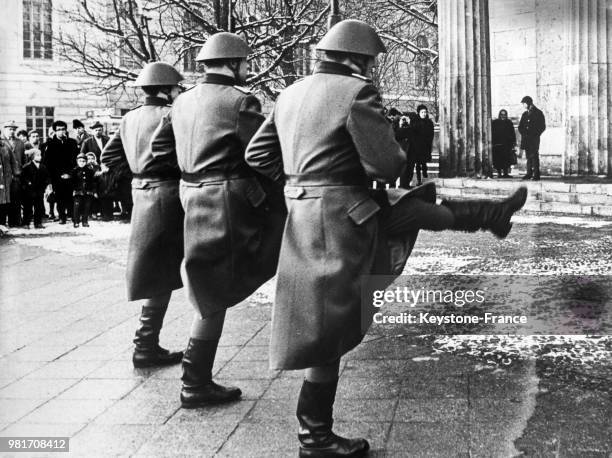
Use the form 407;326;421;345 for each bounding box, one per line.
514;214;612;228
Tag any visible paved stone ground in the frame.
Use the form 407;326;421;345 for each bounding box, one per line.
1;213;612;457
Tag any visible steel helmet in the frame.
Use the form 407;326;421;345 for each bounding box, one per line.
196;32;252;61
134;62;184;87
316;19;386;57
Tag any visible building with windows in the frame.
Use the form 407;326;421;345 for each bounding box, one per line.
0;0;134;139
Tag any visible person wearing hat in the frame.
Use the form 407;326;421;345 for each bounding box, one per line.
100;62;185;369
246;19;528;456
518;96;546;180
73;119;89;150
70;152;96;227
151;32;285;408
42;120;79;224
80;121;109;162
2;120;26;226
410;104;435;186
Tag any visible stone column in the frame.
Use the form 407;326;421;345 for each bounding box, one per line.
563;0;612;176
438;0;492;177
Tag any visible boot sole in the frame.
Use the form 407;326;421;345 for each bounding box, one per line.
299;447;369;457
132;354;184;369
180;395;242;408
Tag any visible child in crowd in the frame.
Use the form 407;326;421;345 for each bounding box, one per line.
86;152;101;218
71;153;96;228
21;149;50;229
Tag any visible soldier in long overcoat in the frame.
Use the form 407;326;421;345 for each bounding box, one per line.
246;19;528;457
101;62;185;369
151;33;285;408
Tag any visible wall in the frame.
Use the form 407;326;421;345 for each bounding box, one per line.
0;0;132;138
489;0;565;174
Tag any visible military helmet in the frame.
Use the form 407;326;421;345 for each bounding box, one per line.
316;19;386;57
196;32;252;61
134;62;184;87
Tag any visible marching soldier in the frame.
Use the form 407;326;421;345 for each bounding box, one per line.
151;32;285;407
246;19;527;457
101;62;185;368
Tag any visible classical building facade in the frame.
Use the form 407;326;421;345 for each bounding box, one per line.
0;0;137;138
439;0;611;177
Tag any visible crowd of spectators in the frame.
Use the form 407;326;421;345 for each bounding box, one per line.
0;119;132;231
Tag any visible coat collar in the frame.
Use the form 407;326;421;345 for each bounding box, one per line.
202;73;237;86
144;96;170;107
314;61;354;77
313;61;372;83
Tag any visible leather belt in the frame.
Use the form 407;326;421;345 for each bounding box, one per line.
285;170;367;187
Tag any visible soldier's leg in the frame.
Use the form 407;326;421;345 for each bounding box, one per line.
180;310;241;408
132;292;183;368
422;162;428;178
296;360;369;457
415;163;422;185
384;187;527;239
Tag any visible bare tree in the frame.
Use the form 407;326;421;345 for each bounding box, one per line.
55;0;438;104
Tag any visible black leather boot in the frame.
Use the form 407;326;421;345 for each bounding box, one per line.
132;305;183;368
297;379;369;458
441;187;528;239
180;338;241;408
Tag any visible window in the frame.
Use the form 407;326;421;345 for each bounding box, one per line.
23;0;53;59
117;0;141;69
26;106;54;140
182;12;202;73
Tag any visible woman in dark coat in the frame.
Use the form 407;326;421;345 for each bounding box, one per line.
101;62;185;370
492;109;517;178
411;104;434;185
398;112;419;188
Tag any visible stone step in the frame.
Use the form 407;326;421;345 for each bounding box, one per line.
434;178;612;217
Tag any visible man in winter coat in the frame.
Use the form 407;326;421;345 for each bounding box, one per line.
73;119;90;151
151;33;285;408
518;96;546;181
81;121;110;161
43;120;79;224
246;19;528;457
2;120;26;226
0;142;18;226
101;62;185;369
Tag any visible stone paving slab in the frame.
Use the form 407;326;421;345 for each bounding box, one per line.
2;216;612;457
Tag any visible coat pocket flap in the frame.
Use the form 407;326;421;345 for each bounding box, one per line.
246;180;267;207
347;198;380;225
